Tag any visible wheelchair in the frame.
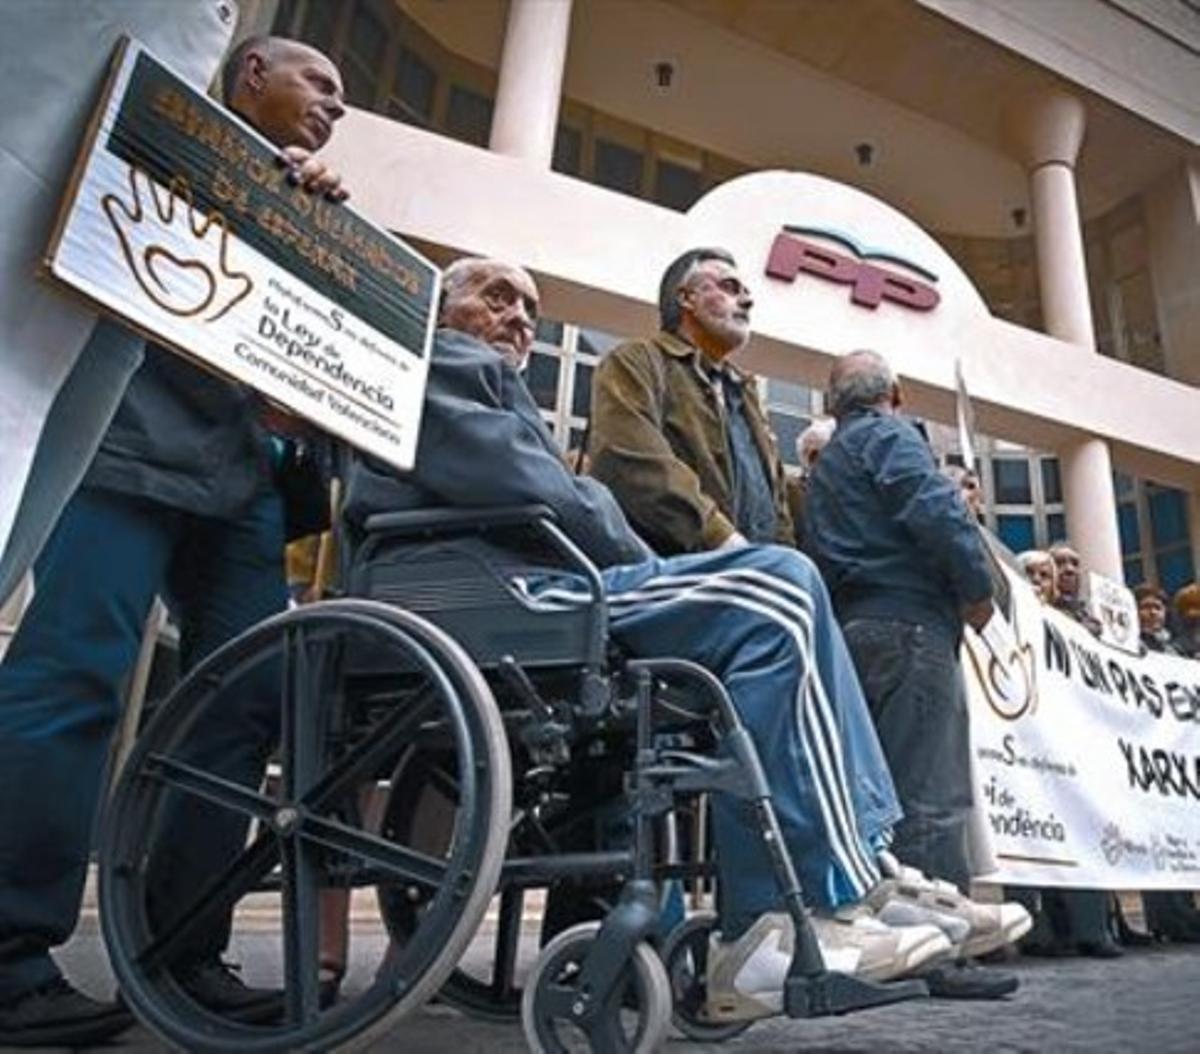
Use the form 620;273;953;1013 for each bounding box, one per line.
99;504;927;1052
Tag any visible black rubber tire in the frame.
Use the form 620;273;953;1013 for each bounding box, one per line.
100;600;511;1053
520;921;671;1053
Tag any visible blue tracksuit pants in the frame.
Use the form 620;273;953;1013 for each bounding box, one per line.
534;544;901;936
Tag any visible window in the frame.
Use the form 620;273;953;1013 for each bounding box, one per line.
577;328;622;357
1148;486;1188;546
594;139;644;197
553;125;583;177
1047;512;1067;544
996;514;1036;554
446;85;493;147
992;458;1032;505
571;362;594;418
1117;503;1140;554
653;159;702;211
391;47;436;124
1158;549;1195;593
525;352;560;411
568;427;589;459
342;3;388;107
302;0;339;49
1040;458;1062;504
342;64;376;108
535;318;565;346
765;379;812;412
768;411;809;469
347;4;387;72
1124;558;1146;586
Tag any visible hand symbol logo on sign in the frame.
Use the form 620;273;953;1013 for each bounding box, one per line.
102;165;252;322
967;610;1038;721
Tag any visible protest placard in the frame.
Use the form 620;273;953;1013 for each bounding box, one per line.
46;37;437;470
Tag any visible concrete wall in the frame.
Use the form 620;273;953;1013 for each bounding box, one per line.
325;109;1199;488
917;0;1200;145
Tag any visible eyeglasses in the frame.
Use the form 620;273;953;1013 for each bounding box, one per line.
685;273;751;299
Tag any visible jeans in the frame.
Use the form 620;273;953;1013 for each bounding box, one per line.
842;617;972;891
0;484;286;1001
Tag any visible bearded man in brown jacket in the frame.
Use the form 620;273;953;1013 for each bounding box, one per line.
589;248;795;555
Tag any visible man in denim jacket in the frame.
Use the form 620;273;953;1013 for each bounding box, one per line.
807;349;994;890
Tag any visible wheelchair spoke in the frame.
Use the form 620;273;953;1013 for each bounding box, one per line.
280;834;322;1026
304;687;441;811
281;624;325;800
142;753;276;823
137;834;280;972
300;813;448;888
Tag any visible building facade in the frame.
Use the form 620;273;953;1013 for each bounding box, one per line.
243;0;1200;590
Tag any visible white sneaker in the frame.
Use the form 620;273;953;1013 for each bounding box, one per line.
706;913;793;1022
868;851;1033;959
811;904;953;981
705;909;951;1022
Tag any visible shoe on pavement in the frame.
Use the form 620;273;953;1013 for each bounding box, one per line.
705;909;951;1022
177;959;283;1023
919;959;1020;1000
0;977;134;1048
870;851;1032;959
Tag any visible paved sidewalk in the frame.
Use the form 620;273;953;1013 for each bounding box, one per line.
11;912;1200;1054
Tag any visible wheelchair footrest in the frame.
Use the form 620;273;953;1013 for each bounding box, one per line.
784;972;928;1018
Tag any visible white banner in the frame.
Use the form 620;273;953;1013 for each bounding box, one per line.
45;39;438;470
966;562;1200;889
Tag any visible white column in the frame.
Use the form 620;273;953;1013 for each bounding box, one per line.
489;0;573;168
1007;90;1124;580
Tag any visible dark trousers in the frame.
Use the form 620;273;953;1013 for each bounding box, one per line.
1143;890;1200;932
0;485;286;1001
843;617;972;891
1010;886;1110;943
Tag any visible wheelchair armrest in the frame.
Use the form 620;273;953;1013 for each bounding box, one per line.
363;504;558;538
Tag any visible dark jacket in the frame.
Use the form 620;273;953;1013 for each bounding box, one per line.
588;330;794;555
84;343;271;519
344;328;651;570
1141;630;1184;657
806;406;993;634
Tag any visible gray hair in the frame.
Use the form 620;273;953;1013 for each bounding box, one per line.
796;417;835;470
438;257;532;318
827;349;896;418
658;247;736;332
1017;549;1054;574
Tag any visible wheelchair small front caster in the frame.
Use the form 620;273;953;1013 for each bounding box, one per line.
660;912;752;1042
521;921;671;1053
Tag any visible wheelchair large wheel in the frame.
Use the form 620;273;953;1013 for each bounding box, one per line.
661;912;751;1042
521;922;671;1053
100;600;511;1053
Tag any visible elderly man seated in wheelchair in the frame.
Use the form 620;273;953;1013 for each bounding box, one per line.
345;256;1030;1027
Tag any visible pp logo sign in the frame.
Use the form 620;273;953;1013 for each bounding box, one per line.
765;226;940;312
